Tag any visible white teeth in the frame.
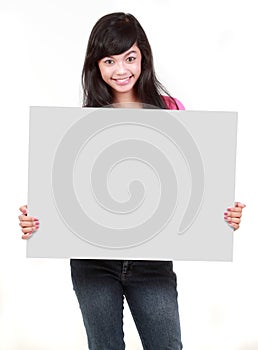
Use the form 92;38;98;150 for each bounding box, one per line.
114;76;131;82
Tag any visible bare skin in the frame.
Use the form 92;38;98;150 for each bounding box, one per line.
18;205;39;240
19;202;246;240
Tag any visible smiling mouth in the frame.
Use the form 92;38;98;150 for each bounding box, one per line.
112;75;133;83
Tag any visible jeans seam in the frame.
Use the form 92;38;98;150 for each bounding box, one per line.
124;292;149;350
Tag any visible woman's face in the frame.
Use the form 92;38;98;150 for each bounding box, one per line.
98;44;142;101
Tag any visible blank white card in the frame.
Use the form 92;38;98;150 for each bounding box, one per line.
27;107;237;261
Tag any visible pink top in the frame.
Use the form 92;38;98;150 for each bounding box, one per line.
161;95;185;110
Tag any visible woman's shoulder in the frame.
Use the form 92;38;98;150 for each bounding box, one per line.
161;95;185;110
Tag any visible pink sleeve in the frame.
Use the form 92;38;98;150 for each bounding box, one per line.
161;95;185;110
174;98;185;110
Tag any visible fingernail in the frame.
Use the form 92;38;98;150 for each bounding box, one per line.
227;208;231;211
224;212;228;215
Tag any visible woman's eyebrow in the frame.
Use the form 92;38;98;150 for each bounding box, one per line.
125;50;137;56
106;50;137;59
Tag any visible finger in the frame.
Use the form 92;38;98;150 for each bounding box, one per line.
230;222;239;230
228;217;241;224
225;211;242;218
18;215;39;223
18;215;30;221
19;220;40;228
225;219;239;229
21;226;38;234
227;207;243;213
21;232;33;240
225;215;240;223
19;221;33;228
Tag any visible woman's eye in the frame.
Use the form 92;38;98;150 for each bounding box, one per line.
127;56;136;62
104;59;114;64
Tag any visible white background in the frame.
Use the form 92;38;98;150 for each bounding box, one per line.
0;0;257;349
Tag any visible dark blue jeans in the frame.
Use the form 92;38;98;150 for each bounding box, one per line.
70;259;183;350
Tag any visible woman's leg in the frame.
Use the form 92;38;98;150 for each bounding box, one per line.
123;260;183;350
70;259;125;350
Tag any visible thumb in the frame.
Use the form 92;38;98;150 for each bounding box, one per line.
20;205;28;215
235;202;246;208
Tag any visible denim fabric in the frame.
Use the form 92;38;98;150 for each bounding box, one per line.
70;259;183;350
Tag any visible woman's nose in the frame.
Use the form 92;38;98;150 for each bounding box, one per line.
115;61;127;74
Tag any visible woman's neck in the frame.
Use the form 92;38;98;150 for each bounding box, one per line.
113;90;142;108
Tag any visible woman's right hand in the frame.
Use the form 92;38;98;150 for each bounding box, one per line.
18;205;40;240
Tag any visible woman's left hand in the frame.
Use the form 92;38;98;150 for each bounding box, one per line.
224;202;246;231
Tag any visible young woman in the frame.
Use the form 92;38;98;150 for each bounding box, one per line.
18;12;246;350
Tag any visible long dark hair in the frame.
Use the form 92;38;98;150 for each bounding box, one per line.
81;12;178;109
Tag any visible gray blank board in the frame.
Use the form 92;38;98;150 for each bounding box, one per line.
27;107;237;261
